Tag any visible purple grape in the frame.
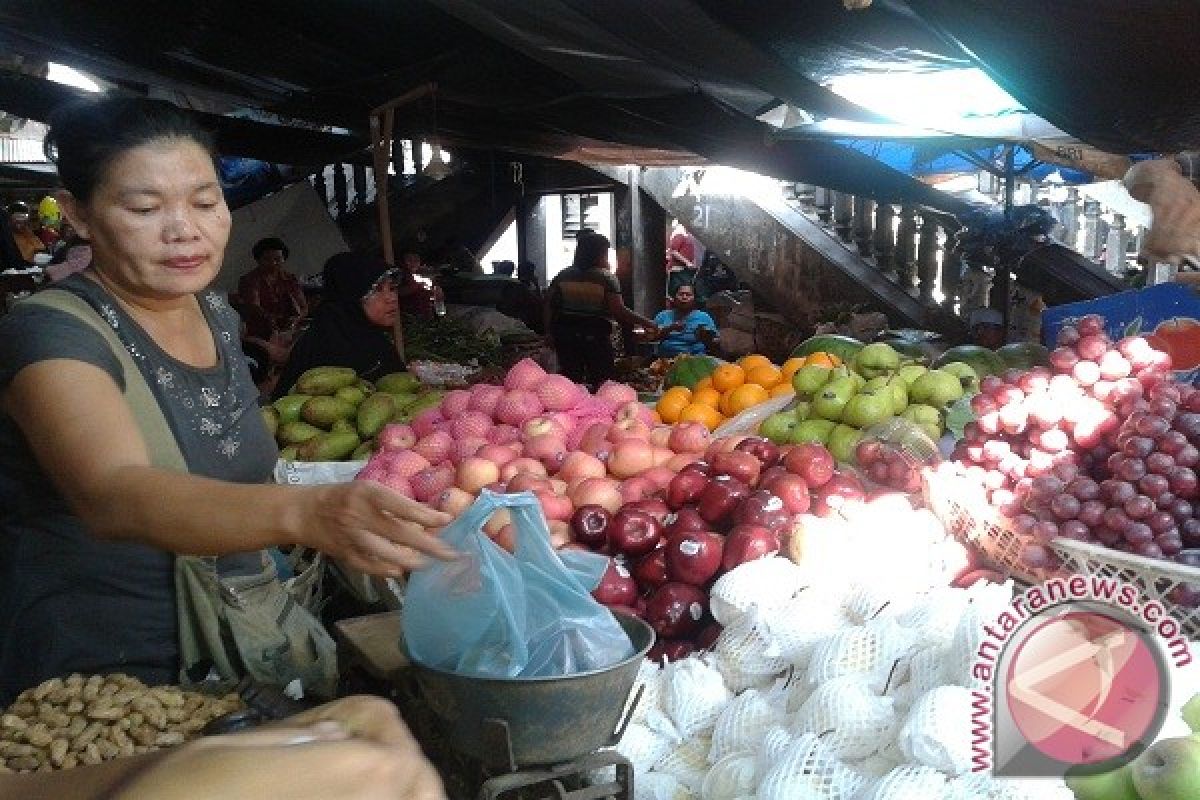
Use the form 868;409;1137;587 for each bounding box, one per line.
1139;473;1171;498
1148;511;1177;534
1034;521;1061;542
1125;495;1156;520
1095;526;1122;546
1104;508;1132;532
1135;415;1171;439
1170;499;1195;521
1174;412;1200;440
1157;534;1184;556
1079;500;1107;527
1146;452;1176;475
1125;523;1154;545
1159;431;1189;455
1176;445;1200;468
1031;475;1065;499
1057;326;1081;347
1149;398;1179;419
1068;478;1101;502
1134;541;1166;560
1158;492;1179;510
1060;520;1091;541
1183;519;1200;547
1117;458;1149;482
1103;480;1138;505
1122;437;1156;459
1168;467;1198;499
1050;495;1082;520
1020;543;1054;569
1169;583;1200;609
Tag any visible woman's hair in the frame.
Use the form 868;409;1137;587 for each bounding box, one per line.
44;96;218;203
571;230;610;270
252;236;289;261
675;283;695;296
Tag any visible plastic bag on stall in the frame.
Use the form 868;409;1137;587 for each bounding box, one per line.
712;394;797;438
403;489;634;678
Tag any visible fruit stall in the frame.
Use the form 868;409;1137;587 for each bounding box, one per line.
7;319;1200;800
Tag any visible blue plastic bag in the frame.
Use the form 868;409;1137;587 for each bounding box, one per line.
403;490;635;678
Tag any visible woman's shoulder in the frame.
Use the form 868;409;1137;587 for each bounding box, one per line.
0;297;125;390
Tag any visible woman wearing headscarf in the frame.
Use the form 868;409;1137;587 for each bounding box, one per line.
272;252;407;398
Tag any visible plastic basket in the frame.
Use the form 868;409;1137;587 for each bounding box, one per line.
409;360;481;388
1050;538;1200;639
921;470;1054;586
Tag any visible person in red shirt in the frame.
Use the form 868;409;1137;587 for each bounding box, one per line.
237;237;307;339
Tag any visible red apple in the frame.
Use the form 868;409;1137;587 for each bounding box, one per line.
644;582;708;639
735;436;781;467
631;547;669;590
647;639;696;663
695;623;723;651
570;505;612;548
609;508;663;557
592;559;638;606
734;489;790;531
763;473;811;514
697;475;750;527
784;444;836;487
619;476;656;505
812;471;866;517
712;451;762;487
759;465;790;488
666;468;710;509
627;497;671;527
641;466;676;492
664;530;724;586
665;506;709;537
668;422;711;454
722;525;781;571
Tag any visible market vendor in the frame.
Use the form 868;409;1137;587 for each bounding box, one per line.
545;230;659;387
273;252;410;398
650;284;719;357
0;95;454;704
237;236;308;340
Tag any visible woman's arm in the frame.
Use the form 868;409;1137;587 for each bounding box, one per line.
3;360;453;575
1124;157;1200;264
606;293;658;334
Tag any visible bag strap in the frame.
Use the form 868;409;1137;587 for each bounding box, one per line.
19;289;188;472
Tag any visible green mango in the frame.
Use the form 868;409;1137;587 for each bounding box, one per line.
331;418;357;435
279;445;299;461
356;392;396;439
296;431;361;462
376;372;423;395
351;440;375;460
272;394;311;425
295;366;358;396
356;378;376;393
301;396;357;430
278;420;323;446
408;391;443;413
335;386;367;407
260;406;280;438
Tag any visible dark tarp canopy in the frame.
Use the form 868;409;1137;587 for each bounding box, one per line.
0;1;1193;209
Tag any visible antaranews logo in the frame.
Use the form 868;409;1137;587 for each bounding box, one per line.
970;574;1192;778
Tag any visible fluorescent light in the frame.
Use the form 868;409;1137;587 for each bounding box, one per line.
46;63;101;93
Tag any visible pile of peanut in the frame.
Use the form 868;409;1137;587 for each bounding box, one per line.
0;673;243;773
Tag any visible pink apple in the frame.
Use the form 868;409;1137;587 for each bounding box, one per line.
535;489;574;522
706;435;748;461
609;440;656;479
477;444;519;468
547;520;572;549
525;434;568;472
436;487;474;516
377;423;416;451
668;422;710;454
483;508;512;537
557;451;607;484
652;447;675;468
620;476;656;505
569;477;623;514
501;458;548;482
490;522;516;554
507;472;552;493
649;425;674;449
666;453;703;472
641;466;676;491
523;415;565;439
457;457;501;494
607;418;651;443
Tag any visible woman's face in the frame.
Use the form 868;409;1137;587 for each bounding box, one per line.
674;285;696;312
362;278;399;327
64;138;230;302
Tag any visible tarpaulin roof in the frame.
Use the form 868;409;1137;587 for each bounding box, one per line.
0;1;1193;211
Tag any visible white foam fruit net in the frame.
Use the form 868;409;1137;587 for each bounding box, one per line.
754;724;798;783
907;646;950;695
634;771;687;800
657;735;713;795
708;684;787;763
794;674;898;761
898;686;976;775
614;722;676;776
943;773;1074;800
626;658;665;724
762;588;849;668
700;753;758;800
805;620;909;694
708;556;806;626
756;732;866;800
945;603;995;689
663;657;732;738
896;586;972;648
858;765;950;800
713;607;788;692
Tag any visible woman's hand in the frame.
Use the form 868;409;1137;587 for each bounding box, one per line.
295;482;456;577
1124;158;1200;264
113;696;445;800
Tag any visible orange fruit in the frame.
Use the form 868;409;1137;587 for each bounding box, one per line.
679;403;724;431
693;387;722;409
711;364;746;392
745;364;783;389
656;395;688;424
781;357;806;382
737;354;773;372
719;389;735;417
726;383;770;415
770;383;795;398
802;352;842;369
694;375;714;392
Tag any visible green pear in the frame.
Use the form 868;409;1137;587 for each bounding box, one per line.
853;342;902;380
828;424;864;464
335;385;367;407
909;369;965;410
1133;736;1200;800
1183;693;1200;734
790;400;810;421
812;379;857;422
830;365;866;393
790;418;837;445
1065;763;1140;800
792;364;833;398
865;376;909;416
901;404;943;441
842;389;893;429
895;364;929;387
760;412;801;444
939;360;980;393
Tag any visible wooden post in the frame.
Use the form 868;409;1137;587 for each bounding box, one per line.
941;240;962;311
873;202;896;277
833;192;853;242
369;110;394;264
853;197;875;258
332;163;348;219
895;205;918;290
917;214;939;303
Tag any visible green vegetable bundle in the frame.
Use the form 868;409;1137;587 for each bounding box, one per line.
401;314;503;367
